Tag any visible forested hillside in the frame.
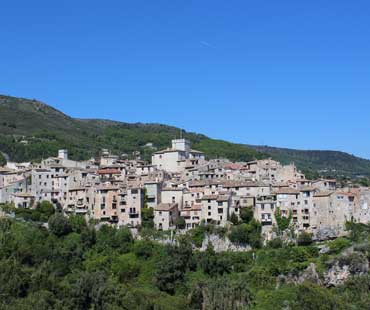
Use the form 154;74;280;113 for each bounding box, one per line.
249;145;370;177
0;204;369;310
1;94;370;177
0;95;263;163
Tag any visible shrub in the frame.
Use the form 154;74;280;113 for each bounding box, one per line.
229;220;262;248
176;216;186;229
229;212;239;225
48;214;71;237
111;253;140;282
328;238;351;254
240;207;254;224
297;232;313;246
268;238;283;249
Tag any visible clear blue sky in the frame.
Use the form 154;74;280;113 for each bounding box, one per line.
1;1;370;158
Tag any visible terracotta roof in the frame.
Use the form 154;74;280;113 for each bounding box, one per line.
155;203;178;211
216;195;230;202
13;192;35;198
222;180;267;188
162;187;184;191
181;204;202;212
299;186;317;192
97;169;121;175
314;191;334;197
274;188;300;195
224;163;243;170
202;195;218;200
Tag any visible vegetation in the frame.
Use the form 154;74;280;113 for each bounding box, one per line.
0;209;369;309
297;231;313;246
249;144;370;177
274;208;292;233
0;95;264;163
2;95;370;176
0;152;6;166
229;220;262;248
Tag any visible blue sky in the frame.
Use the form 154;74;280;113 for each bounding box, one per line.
1;1;370;158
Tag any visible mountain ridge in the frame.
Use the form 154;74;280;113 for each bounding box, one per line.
1;94;370;177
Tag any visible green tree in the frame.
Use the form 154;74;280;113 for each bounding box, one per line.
68;214;87;233
240;207;254;224
189;276;254;310
154;239;193;294
229;220;262;248
198;244;231;276
141;207;154;228
111;253;141;282
0;152;6;166
36;201;55;221
230;212;239;225
48;213;71;237
176;216;186;229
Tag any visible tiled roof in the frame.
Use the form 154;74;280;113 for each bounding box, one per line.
155;203;178;211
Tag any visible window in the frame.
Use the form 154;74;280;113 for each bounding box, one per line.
218;201;223;206
208;212;211;216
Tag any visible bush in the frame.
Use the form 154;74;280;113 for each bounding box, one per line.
268;238;283;249
111;253;140;282
198;244;232;276
48;214;71;237
141;207;154;228
68;215;87;233
229;220;262;248
297;232;313;246
328;238;351;254
176;216;186;229
133;240;154;259
229;212;239;225
240;207;254;224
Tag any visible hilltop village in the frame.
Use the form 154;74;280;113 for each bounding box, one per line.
1;138;370;240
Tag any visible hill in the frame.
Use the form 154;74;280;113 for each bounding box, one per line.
1;94;370;177
248;145;370;178
0;95;263;164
